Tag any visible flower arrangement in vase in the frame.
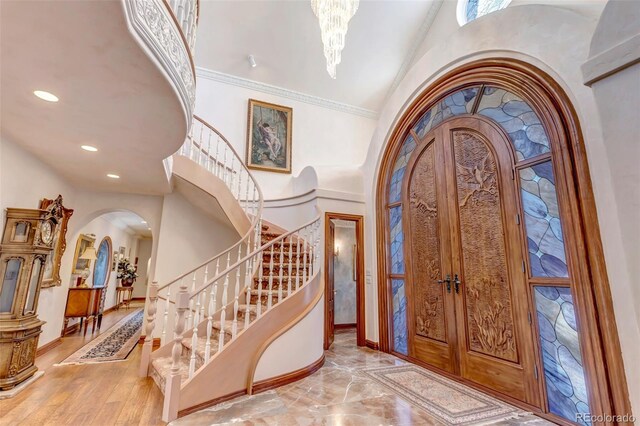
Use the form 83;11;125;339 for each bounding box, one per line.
116;257;138;287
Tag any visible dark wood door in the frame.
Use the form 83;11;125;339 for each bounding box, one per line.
404;116;539;406
326;220;336;348
403;136;458;374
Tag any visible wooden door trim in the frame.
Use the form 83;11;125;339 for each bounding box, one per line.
324;212;366;349
375;58;632;421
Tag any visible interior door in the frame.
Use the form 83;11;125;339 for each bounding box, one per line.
326;219;336;348
403;117;539;407
403;136;458;374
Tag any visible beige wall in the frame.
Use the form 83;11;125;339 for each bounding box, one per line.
153;192;240;285
133;237;153;299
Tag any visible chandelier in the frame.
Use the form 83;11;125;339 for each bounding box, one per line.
311;0;359;79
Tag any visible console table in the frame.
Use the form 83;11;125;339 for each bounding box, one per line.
116;286;134;309
62;287;103;336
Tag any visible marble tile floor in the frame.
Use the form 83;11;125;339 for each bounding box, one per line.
172;330;553;426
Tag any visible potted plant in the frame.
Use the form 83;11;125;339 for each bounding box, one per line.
116;257;138;287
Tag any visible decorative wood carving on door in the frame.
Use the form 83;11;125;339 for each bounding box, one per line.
452;130;517;362
407;141;445;342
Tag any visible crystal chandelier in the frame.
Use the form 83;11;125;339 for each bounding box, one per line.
311;0;359;79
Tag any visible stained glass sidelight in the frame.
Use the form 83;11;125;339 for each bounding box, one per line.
389;206;404;274
392;278;408;355
477;86;551;160
389;134;416;204
535;286;591;425
520;161;568;277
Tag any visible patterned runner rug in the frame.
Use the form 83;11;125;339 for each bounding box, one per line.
361;365;531;425
56;309;143;365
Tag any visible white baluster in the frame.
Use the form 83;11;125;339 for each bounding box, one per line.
244;173;250;215
314;221;320;273
162;280;188;422
161;286;171;345
287;234;293;297
237;168;242;202
230;156;235;191
244;255;252;330
214;135;221;177
257;250;264;318
302;227;308;285
139;280;158;377
267;244;274;310
197;123;204;166
295;233;301;291
204;278;216;363
206;133;212;172
188;273;196;330
188;291;200;378
218;273;229;352
222;146;228;184
278;237;284;303
231;266;240;338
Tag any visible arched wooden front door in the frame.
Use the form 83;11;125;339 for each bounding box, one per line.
376;59;632;425
404;116;539;406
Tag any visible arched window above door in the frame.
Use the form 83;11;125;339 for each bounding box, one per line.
457;0;511;26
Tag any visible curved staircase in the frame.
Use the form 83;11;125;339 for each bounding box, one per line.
139;116;322;422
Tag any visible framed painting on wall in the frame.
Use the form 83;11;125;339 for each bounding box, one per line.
246;99;292;174
93;237;112;288
72;234;96;274
39;195;74;288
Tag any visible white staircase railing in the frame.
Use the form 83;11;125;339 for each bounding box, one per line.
139;115;263;372
140;112;322;422
185;215;319;370
167;0;199;54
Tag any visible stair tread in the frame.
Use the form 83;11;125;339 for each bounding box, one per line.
212;317;248;334
151;355;190;383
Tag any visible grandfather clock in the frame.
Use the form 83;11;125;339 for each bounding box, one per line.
0;207;54;390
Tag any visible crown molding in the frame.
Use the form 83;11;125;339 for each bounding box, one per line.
384;0;444;102
195;67;379;119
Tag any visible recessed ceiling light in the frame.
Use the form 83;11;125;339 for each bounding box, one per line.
33;90;59;102
141;220;147;224
107;174;120;179
81;145;98;152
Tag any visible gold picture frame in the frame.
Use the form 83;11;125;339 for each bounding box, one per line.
246;99;292;174
72;234;96;274
39;195;74;288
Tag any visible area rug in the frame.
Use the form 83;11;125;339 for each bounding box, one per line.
55;309;143;366
361;365;531;425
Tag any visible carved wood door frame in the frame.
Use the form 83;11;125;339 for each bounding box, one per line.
375;59;632;424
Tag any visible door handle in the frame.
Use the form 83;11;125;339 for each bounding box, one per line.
437;274;451;294
453;274;461;294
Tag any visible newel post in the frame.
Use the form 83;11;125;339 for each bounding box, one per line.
139;281;159;377
162;282;189;422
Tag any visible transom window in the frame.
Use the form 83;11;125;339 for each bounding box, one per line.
457;0;511;26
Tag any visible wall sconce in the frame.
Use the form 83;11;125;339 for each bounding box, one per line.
334;242;340;257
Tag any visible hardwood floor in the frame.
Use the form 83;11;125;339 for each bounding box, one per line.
0;305;165;426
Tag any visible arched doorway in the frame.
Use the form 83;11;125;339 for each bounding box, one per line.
375;59;630;425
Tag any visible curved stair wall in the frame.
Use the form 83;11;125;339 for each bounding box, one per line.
140;114;323;422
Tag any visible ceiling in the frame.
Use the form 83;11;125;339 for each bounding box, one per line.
101;211;152;238
194;0;439;112
0;0;187;194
